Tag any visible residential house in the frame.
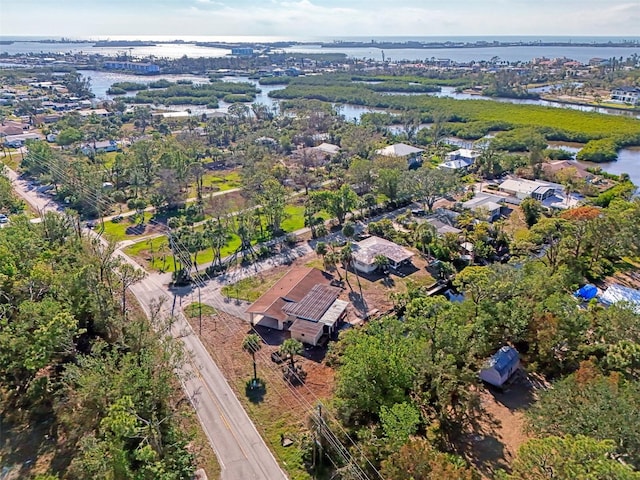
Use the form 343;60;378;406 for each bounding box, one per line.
611;86;640;105
375;143;424;169
462;193;506;222
352;236;414;274
441;148;480;171
3;132;44;148
78;108;111;118
290;142;340;167
542;160;592;182
81;140;120;155
246;267;348;346
479;346;521;387
499;178;559;201
424;216;462;236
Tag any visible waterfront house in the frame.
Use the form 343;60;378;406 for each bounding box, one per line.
375;143;424;168
611;86;640;105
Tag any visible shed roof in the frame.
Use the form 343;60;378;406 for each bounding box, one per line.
289;318;324;338
319;299;349;327
600;283;640;309
486;346;520;377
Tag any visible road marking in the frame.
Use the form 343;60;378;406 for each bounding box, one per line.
190;353;250;459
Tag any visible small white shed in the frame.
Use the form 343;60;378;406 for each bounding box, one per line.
479;346;520;387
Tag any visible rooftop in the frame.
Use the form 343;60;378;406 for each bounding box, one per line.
375;143;424;157
353;236;414;264
246;267;333;321
282;284;341;322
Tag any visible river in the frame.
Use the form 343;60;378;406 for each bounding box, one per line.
80;70;640;184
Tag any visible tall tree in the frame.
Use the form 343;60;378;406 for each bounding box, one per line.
242;333;262;382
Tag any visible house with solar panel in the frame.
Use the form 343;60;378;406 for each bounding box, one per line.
246;267;349;346
479;346;521;387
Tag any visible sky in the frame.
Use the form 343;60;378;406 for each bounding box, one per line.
1;0;639;39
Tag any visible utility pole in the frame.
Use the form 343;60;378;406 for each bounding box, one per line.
198;282;202;336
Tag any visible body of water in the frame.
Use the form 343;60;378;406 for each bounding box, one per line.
2;36;639;63
79;70;640;184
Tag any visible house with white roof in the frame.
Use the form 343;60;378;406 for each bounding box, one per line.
375;143;424;168
499;178;560;201
352;236;414;274
462;193;506;222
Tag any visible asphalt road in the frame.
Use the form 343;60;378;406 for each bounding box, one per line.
7;167;287;480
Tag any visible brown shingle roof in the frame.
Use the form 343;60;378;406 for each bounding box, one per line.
246;267;333;321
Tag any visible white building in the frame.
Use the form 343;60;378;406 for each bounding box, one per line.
352;236;414;274
611;86;640;105
499;178;560;201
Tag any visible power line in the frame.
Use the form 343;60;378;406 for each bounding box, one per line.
20;145;384;480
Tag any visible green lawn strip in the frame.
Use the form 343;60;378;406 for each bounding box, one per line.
221;270;288;302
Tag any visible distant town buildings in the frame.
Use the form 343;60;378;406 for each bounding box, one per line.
103;61;160;74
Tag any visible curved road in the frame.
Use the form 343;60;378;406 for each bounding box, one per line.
6;167;287;480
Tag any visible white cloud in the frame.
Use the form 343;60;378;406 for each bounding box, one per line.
1;0;639;37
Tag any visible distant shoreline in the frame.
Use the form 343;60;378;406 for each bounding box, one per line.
2;38;639;51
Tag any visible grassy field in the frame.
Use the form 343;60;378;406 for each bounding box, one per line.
1;151;21;170
188;170;243;197
100;212;157;241
272;83;640;142
221;269;288;302
124;202;309;272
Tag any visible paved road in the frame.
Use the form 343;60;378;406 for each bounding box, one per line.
6;167;287;480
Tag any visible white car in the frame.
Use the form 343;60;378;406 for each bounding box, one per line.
0;214;8;224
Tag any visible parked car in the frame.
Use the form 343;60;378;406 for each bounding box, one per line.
0;214;9;224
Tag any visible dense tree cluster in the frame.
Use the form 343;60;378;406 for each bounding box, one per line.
0;216;194;478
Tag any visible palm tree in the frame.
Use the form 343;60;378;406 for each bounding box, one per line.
281;338;303;371
413;222;437;258
242;333;262;382
374;254;390;274
340;243;354;291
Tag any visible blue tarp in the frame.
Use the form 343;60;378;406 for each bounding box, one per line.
575;284;598;301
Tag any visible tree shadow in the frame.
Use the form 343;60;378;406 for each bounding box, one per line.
126;223;148;235
245;378;266;404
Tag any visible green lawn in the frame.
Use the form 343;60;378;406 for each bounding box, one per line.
221;270;288;302
281;204;306;232
188;170;243;197
99;151;119;169
100;212;155;241
124;232;243;272
124;200;311;272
